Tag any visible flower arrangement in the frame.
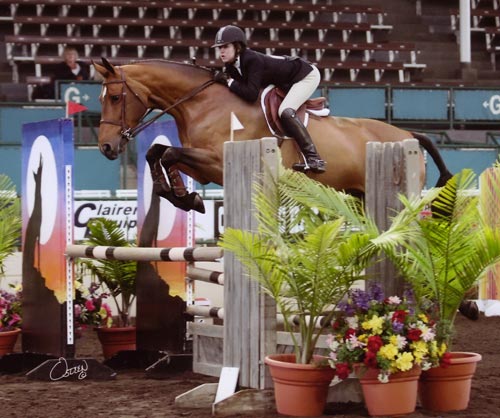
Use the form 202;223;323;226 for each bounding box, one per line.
74;280;113;329
327;283;450;383
0;285;22;332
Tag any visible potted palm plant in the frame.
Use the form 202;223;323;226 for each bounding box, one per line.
219;168;382;416
373;168;500;412
0;174;22;355
81;218;137;359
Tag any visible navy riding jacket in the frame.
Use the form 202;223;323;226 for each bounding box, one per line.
224;48;313;103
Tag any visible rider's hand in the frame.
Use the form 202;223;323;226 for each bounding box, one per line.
213;70;228;86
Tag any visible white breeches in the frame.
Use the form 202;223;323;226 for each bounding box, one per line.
278;65;321;117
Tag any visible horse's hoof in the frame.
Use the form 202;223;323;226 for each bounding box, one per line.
191;193;206;214
459;300;479;320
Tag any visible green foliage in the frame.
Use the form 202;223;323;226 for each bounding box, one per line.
374;169;500;347
0;175;21;278
82;218;137;327
219;168;381;364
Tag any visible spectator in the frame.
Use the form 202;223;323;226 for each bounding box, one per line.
32;47;90;100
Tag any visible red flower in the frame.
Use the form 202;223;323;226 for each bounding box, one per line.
367;335;383;353
407;328;422;341
335;363;351;380
331;319;342;331
345;328;356;340
392;310;407;323
440;352;452;368
364;351;378;368
85;299;96;311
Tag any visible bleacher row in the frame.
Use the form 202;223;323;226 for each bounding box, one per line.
0;0;428;84
449;0;500;70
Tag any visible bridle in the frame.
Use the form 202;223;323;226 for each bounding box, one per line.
100;67;216;141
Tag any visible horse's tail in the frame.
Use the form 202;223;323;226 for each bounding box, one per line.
411;132;453;187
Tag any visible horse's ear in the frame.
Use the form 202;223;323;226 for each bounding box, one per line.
101;57;116;75
93;57;115;78
93;61;108;78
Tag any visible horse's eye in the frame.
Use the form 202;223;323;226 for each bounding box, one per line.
110;95;120;103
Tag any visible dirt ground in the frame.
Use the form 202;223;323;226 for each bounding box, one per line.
0;313;498;418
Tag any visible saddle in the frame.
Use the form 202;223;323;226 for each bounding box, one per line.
261;85;330;137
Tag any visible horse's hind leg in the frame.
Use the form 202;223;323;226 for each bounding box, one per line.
146;144;205;213
146;144;172;196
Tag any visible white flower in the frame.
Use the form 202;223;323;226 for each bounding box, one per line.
378;372;389;383
419;325;436;342
347;334;365;350
387;296;401;305
328;339;340;352
394;334;408;350
421;361;433;371
346;316;358;329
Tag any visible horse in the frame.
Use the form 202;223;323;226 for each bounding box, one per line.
93;57;452;213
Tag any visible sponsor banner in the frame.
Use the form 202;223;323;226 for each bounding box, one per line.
73;198;223;243
73;200;138;241
455;89;500;120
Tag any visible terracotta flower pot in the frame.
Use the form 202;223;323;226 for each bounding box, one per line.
0;328;21;356
265;353;335;417
96;326;136;360
357;366;421;417
419;351;481;412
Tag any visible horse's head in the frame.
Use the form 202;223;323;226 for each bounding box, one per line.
93;58;150;160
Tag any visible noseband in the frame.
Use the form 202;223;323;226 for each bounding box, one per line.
100;67;216;141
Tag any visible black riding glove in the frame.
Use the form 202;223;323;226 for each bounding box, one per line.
213;70;228;86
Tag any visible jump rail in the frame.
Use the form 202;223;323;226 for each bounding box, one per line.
65;244;223;262
187;265;224;285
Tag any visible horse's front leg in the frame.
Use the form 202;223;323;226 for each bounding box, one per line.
146;144;205;213
152;146;205;213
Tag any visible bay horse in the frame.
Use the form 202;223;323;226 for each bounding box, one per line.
93;58;452;213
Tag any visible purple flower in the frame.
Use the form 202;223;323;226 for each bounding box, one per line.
350;288;372;311
392;320;404;334
367;282;385;302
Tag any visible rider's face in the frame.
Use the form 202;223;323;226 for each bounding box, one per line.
218;43;236;64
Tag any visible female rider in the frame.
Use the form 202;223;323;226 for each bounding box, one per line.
211;25;326;173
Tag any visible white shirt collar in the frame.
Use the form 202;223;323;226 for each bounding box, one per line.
234;56;242;75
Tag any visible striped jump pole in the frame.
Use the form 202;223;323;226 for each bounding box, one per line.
186;305;224;319
65;245;223;262
186;265;224;285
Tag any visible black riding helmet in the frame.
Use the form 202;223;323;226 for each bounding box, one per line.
211;25;247;48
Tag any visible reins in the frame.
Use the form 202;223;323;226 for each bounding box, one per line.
100;67;216;141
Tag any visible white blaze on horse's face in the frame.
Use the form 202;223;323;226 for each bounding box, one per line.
100;85;107;102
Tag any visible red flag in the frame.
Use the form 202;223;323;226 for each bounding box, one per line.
66;101;88;116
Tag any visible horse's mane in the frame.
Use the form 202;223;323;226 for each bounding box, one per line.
127;58;213;77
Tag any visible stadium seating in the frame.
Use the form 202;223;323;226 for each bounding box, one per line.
1;0;428;84
450;2;500;71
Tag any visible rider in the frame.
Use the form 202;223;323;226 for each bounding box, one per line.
211;25;326;173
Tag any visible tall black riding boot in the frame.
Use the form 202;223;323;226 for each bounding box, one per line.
280;108;326;173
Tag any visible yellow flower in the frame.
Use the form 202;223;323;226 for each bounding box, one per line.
395;352;415;371
379;344;398;360
411;340;428;363
418;313;428;323
358;334;368;343
438;342;448;356
362;315;384;335
412;340;429;355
